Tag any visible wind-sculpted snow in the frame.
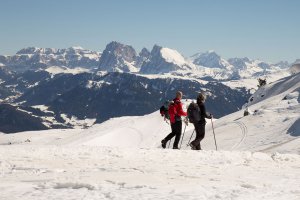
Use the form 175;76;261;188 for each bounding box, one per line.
0;146;299;200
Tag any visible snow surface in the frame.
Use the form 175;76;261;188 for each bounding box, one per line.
0;73;299;199
0;146;299;200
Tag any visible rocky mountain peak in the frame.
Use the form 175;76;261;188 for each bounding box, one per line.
98;41;137;72
139;48;150;58
136;48;151;68
139;45;192;74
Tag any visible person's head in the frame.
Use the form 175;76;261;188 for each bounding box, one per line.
176;91;183;100
197;93;206;103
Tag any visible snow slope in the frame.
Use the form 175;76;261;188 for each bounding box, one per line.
202;73;300;154
0;73;300;199
1;146;299;200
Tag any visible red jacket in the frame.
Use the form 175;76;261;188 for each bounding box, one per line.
169;98;187;124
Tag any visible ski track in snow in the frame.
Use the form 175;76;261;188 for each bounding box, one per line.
230;121;248;150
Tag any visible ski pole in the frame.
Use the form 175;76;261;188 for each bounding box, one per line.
211;117;218;151
179;123;187;149
186;129;195;146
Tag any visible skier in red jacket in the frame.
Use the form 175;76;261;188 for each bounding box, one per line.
161;91;187;149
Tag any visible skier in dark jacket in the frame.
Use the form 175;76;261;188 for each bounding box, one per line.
161;91;187;149
189;93;212;150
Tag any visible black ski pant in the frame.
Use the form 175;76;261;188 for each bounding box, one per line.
191;121;206;150
164;120;182;148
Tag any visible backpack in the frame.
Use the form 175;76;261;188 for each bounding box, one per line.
187;102;201;123
160;100;172;119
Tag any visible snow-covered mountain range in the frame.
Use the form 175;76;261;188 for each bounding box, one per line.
0;41;298;133
0;41;296;79
0;46;101;72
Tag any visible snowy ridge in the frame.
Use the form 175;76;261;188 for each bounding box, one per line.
160;47;186;66
140;45;196;74
191;50;231;69
1;42;297;80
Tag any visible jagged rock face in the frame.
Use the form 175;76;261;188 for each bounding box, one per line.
192;51;229;69
3;47;100;72
98;41;137;72
136;48;150;68
140;45;191;74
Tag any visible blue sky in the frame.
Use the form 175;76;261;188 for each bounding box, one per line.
0;0;299;62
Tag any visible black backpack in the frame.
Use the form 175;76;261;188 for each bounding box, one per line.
160;100;172;120
187;102;201;123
